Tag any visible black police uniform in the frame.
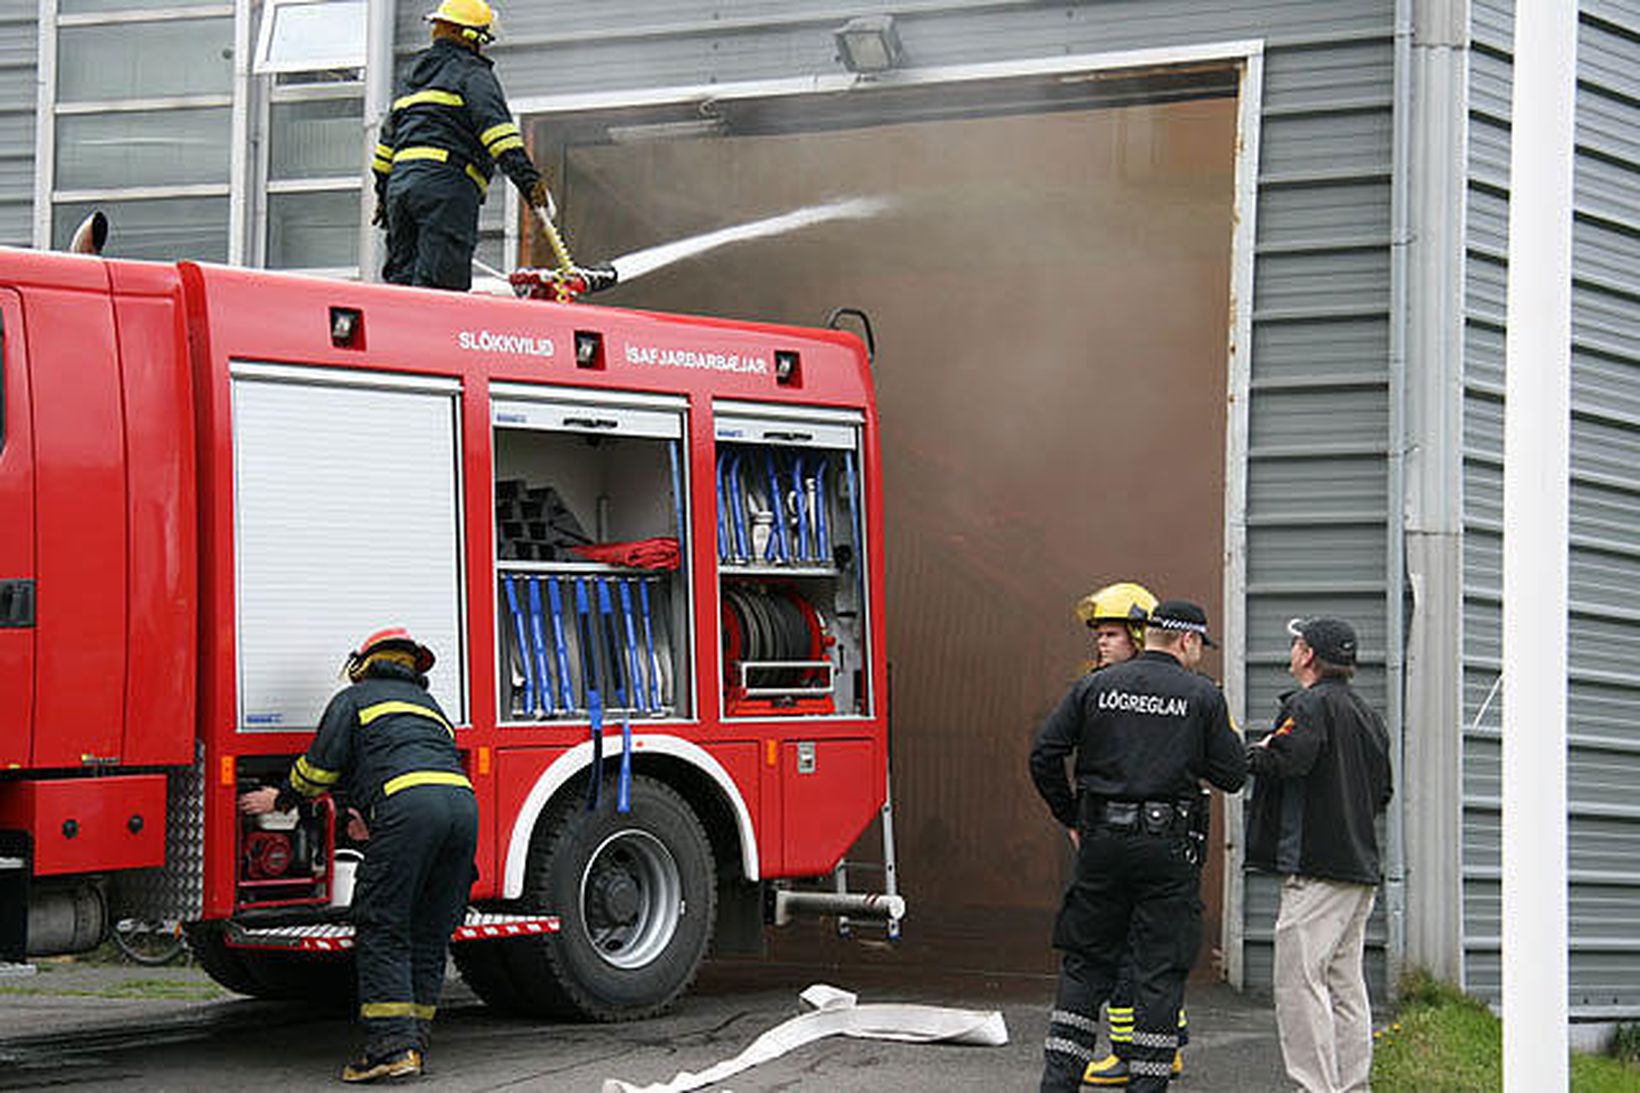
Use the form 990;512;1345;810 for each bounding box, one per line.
1030;650;1247;1092
372;38;543;290
276;659;477;1061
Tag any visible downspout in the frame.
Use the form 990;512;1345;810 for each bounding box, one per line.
360;0;397;281
228;0;255;266
1385;0;1413;999
1402;0;1469;988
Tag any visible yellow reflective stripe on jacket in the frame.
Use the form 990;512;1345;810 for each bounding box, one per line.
382;770;473;797
480;122;519;147
394;146;449;164
372;143;394;174
359;1001;438;1019
358;700;455;737
390;147;488;192
290;756;339;797
393;89;464;111
480;122;524;158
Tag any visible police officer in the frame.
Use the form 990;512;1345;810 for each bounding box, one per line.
1031;601;1246;1092
373;0;555;291
239;627;477;1083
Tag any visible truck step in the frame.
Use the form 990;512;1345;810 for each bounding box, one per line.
225;910;560;953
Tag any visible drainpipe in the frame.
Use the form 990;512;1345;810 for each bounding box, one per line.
1385;0;1414;1000
1401;0;1470;990
360;0;397;281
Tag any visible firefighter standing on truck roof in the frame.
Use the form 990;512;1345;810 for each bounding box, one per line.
1030;600;1246;1093
1068;582;1197;1086
372;0;555;291
239;627;477;1084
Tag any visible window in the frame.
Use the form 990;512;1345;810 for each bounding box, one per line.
56;107;232;191
270;98;365;180
49;8;235;260
254;0;367;76
266;189;358;270
54;197;229;262
57;18;233;103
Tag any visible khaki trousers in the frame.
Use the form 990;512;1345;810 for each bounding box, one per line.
1272;875;1377;1093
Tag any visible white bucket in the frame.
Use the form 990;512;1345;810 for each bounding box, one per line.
330;848;363;908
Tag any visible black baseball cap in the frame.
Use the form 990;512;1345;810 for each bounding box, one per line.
1287;616;1358;666
1148;600;1218;648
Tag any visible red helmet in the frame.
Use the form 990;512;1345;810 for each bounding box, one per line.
344;626;435;680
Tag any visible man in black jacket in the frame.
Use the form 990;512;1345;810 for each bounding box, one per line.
1245;617;1392;1093
1031;601;1246;1092
372;0;555;290
240;627;477;1083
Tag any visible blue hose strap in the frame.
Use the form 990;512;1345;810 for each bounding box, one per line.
639;578;661;712
791;453;810;563
547;576;575;712
597;578;624;708
814;457;831;567
502;575;535;720
728;451;751;562
618;579;644;715
845;449;863;579
576;579;602;812
617;716;633;814
669;440;686;559
765;448;789;563
527;577;553;716
715;450;728;562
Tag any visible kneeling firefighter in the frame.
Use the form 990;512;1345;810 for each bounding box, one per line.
240;627;477;1083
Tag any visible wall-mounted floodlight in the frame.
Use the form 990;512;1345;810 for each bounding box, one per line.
834;15;903;74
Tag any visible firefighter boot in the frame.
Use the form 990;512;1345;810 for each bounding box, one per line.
1172;1050;1183;1078
341;1047;422;1083
1082;1053;1129;1086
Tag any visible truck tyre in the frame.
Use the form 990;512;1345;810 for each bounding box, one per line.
184;921;262;996
452;937;533;1013
511;774;717;1021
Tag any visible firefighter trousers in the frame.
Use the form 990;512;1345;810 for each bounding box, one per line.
1041;825;1202;1093
1108;941;1191;1058
352;783;479;1058
383;163;482;292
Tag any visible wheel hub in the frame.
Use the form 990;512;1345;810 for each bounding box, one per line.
578;828;684;969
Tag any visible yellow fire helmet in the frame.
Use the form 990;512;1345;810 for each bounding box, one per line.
1074;580;1158;647
425;0;496;44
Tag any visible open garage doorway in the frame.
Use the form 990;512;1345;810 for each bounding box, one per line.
523;61;1244;978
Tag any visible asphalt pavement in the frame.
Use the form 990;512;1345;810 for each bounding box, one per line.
0;956;1288;1090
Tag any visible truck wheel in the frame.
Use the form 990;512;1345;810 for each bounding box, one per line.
452;938;533;1013
513;774;717;1021
184;921;262;996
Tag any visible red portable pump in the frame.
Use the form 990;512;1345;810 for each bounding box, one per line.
0;238;900;1020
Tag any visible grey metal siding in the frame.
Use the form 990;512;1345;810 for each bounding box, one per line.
410;1;1400;995
0;4;36;246
1464;0;1640;1015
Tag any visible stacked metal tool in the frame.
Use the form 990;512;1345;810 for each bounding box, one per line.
496;478;592;561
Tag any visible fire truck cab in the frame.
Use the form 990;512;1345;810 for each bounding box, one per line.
0;247;892;1020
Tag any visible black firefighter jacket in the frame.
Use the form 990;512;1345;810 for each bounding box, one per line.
373;38;541;204
277;660;470;816
1029;649;1248;830
1244;678;1393;885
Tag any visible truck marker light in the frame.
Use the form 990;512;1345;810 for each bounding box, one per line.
329;307;363;349
220;756;235;786
478;747;492;776
766;739;778;767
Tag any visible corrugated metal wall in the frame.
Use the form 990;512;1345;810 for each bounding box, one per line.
420;0;1402;993
1464;0;1640;1016
0;1;36;247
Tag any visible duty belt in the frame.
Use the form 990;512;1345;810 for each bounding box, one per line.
1086;797;1196;837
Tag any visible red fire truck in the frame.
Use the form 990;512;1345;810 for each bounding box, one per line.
0;245;897;1020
